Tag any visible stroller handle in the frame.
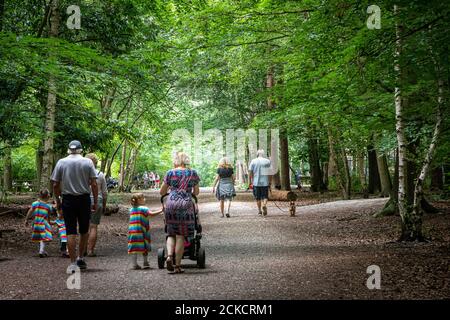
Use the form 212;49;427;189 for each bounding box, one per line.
160;193;198;204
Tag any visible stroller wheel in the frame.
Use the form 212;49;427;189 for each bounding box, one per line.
157;248;165;269
197;247;206;269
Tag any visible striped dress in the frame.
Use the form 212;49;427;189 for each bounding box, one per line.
127;206;151;254
30;201;53;242
55;218;67;243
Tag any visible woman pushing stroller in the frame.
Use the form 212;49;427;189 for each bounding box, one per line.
160;152;201;274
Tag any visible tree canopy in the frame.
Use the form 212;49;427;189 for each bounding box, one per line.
1;0;449;239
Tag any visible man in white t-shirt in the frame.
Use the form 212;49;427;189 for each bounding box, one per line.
51;140;98;273
248;149;271;216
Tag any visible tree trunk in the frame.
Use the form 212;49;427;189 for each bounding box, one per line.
367;145;381;194
395;3;411;239
266;65;281;189
430;166;444;191
341;148;351;200
100;152;109;174
405;142;417;207
118;140;127;192
375;149;399;217
40;0;59;191
106;140;124;179
124;148;133;183
444;164;450;198
99;87;115;177
279;129;291;191
328;129;350;199
308;137;325;192
3;142;12;191
269;189;297;201
412;106;442;239
357;152;368;198
125;146;139;188
393;148;399;205
327;149;337;178
40;82;57;190
270;169;281;189
377;153;392;197
411;32;445;237
35;140;44;191
322;161;329;188
394;5;422;241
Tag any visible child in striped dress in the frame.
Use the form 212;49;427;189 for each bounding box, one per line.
54;208;69;258
24;189;53;257
128;193;162;270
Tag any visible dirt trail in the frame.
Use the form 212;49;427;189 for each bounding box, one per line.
0;194;449;300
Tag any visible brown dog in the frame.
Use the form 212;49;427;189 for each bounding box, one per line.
289;201;296;217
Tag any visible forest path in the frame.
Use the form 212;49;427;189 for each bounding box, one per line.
0;194;449;299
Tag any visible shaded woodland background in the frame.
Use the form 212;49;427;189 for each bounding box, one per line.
0;0;449;241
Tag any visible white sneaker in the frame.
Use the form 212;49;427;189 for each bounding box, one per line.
66;263;79;274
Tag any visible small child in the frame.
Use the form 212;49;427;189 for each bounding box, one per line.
24;189;53;257
53;208;69;258
128;193;163;270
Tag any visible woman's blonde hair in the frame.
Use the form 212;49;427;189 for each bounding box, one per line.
130;193;145;207
173;151;190;167
218;156;233;169
85;153;98;166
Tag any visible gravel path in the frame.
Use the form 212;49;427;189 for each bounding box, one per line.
0;193;449;300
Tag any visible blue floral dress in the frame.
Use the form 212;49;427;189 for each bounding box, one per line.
164;168;200;237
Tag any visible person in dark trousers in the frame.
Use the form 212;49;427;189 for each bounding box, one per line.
248;149;271;216
51;140;98;274
84;153;108;257
295;170;302;190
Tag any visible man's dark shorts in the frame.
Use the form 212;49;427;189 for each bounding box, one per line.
253;186;269;200
62;194;91;235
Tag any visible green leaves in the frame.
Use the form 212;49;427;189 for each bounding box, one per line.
1;0;449;182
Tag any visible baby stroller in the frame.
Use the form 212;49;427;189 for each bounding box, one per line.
157;194;206;269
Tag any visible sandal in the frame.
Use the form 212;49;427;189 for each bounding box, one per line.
166;255;174;272
174;265;184;274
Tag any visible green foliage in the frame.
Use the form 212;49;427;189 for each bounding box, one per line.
11;144;36;181
1;0;449;195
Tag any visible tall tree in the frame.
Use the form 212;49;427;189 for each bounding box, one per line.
409;25;445;239
3;141;12;191
279;128;291;191
367;145;381;194
40;0;60;190
357;152;368;198
377;153;392;197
